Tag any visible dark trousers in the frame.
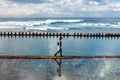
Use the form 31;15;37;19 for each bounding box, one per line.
55;50;63;56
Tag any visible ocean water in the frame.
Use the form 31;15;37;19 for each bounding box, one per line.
0;18;120;33
0;18;120;80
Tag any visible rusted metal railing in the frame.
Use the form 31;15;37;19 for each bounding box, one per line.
0;55;120;59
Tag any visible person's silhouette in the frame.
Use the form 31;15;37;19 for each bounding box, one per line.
54;59;62;77
54;37;63;56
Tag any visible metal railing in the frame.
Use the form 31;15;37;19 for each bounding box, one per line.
0;55;120;59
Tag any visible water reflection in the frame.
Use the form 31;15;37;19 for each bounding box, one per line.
0;59;120;80
54;59;62;77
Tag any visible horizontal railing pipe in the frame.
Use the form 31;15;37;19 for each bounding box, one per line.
0;55;119;59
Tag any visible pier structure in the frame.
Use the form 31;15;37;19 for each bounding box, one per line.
0;32;120;38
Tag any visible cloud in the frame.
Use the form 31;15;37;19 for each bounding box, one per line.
88;1;99;5
12;0;51;4
0;0;54;17
0;0;120;17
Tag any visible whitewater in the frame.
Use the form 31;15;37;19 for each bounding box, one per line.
0;18;120;33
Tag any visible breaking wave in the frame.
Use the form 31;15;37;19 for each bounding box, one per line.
0;19;120;31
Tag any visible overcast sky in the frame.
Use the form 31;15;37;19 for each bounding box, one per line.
0;0;120;18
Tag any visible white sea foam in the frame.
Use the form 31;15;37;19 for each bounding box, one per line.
46;19;82;23
0;20;120;31
77;23;120;28
0;26;22;29
0;19;82;27
25;26;68;31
